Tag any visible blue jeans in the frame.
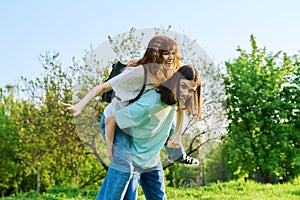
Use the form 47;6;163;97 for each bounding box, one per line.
96;115;134;199
97;114;181;199
128;165;167;200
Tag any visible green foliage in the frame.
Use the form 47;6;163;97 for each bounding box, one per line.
203;142;234;183
0;52;108;196
0;99;21;196
166;163;200;188
223;35;300;183
108;27;145;62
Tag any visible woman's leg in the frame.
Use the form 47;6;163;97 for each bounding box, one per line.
164;123;199;165
164;123;185;161
100;113;106;143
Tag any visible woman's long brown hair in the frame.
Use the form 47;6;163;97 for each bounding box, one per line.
157;65;203;120
136;35;182;87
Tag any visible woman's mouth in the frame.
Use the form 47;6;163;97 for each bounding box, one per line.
163;62;173;69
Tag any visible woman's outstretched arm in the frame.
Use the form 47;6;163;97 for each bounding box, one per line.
60;82;112;116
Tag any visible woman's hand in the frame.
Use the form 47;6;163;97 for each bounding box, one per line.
60;101;82;116
167;133;181;148
127;58;139;67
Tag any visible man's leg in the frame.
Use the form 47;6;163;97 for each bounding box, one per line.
140;165;167;200
97;114;134;199
123;168;141;200
96;166;132;200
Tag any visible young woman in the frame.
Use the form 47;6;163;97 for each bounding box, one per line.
104;65;203;199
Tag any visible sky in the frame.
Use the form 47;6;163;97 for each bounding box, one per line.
1;0;300;89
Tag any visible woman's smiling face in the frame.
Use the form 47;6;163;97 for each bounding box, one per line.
161;50;175;69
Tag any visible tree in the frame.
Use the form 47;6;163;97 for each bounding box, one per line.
0;87;22;196
16;52;106;192
223;35;300;183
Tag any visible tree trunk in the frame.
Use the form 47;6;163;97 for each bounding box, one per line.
36;164;40;193
259;168;271;183
76;167;80;185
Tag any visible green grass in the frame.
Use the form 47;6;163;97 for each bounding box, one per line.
2;180;300;200
164;180;300;200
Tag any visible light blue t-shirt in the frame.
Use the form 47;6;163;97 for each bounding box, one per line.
115;89;175;169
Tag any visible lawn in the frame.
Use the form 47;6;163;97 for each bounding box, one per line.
2;180;300;200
